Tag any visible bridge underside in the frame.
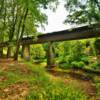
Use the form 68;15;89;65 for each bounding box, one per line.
0;24;100;69
21;25;100;45
21;24;100;69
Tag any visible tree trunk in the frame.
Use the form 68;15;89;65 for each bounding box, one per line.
14;43;20;60
14;8;28;60
7;47;12;58
0;48;3;58
7;2;18;58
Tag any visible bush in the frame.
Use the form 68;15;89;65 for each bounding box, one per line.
80;56;89;65
71;61;85;68
59;63;70;69
30;44;46;60
59;55;73;64
59;57;66;64
91;62;100;70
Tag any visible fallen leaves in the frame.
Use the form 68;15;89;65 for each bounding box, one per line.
0;82;29;100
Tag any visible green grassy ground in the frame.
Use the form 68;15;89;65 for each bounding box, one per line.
0;61;88;100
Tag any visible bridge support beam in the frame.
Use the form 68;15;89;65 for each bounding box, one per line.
22;45;30;61
46;42;56;69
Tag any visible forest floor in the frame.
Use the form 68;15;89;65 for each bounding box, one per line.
0;59;99;100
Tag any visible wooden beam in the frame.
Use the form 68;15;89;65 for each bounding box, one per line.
0;24;100;47
21;25;100;45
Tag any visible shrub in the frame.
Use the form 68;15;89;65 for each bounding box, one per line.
94;39;100;50
59;55;73;64
59;63;70;69
59;57;66;64
71;61;85;68
80;56;89;65
30;44;46;60
91;62;100;70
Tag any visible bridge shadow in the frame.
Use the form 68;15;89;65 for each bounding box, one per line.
48;69;94;81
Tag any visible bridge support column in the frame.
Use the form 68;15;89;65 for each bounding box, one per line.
46;42;56;69
22;45;30;61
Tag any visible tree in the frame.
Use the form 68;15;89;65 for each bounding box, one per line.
14;0;58;60
0;0;58;60
0;0;7;57
64;0;100;24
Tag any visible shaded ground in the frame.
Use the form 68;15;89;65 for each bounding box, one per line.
0;59;99;100
48;69;98;100
0;59;31;100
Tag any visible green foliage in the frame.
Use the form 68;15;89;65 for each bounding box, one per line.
80;55;89;65
90;62;100;70
53;39;100;70
94;39;100;51
59;55;73;64
71;61;85;68
64;0;100;24
25;63;87;100
95;82;100;99
30;44;46;61
55;40;86;64
59;63;70;69
27;84;87;100
71;41;85;61
0;0;58;60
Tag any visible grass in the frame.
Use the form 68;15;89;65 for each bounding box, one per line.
25;62;87;100
0;61;88;100
93;76;100;100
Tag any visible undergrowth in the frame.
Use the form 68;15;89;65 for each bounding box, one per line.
0;62;88;100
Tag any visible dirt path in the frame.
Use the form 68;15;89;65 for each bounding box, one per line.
48;70;97;100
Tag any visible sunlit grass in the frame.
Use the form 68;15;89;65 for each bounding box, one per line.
25;62;87;100
0;61;88;100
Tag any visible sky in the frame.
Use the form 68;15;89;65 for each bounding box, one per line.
38;0;71;33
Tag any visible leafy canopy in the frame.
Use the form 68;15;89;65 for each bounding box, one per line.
64;0;100;24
